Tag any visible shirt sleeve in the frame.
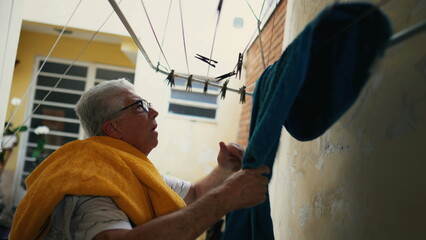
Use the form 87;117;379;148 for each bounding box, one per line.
71;196;132;240
161;173;191;199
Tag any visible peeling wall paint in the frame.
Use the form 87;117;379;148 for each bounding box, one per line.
298;203;312;227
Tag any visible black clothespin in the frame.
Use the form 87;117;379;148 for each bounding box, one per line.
203;80;209;94
156;62;160;72
236;52;243;79
215;71;236;82
217;0;223;13
195;54;218;68
186;75;193;91
165;70;175;87
239;85;246;104
219;80;229;99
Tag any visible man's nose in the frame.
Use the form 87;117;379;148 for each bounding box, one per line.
149;107;159;118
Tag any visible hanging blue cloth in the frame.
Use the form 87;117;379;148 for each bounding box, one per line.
222;3;392;240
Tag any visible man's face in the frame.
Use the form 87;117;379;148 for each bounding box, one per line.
113;89;159;155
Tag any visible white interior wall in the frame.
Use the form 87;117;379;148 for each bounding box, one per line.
0;0;24;139
134;52;243;182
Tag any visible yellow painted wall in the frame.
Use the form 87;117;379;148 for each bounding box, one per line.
270;0;426;239
5;28;135;171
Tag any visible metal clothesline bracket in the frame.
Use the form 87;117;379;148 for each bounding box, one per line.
389;19;426;47
109;0;426;98
107;0;252;96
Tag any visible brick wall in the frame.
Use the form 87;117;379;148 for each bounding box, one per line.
237;0;287;147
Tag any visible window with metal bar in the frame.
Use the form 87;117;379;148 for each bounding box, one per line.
168;77;218;120
18;58;135;191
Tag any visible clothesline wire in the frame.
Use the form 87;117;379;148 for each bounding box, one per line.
389;18;426;47
244;17;426;90
157;0;173;65
258;0;267;20
140;0;172;70
2;0;83;140
245;0;267;69
2;1;116;149
245;0;260;22
229;27;258;77
2;0;423;149
108;0;425;98
2;0;18;135
246;0;390;90
205;6;222;79
108;0;245;95
256;19;266;70
111;0;270;91
179;0;191;74
231;0;276;74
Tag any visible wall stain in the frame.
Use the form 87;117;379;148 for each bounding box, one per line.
361;140;376;157
322;138;349;157
298;203;312;227
385;93;419;140
311;187;348;226
415;54;426;81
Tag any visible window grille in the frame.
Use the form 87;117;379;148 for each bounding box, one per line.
14;57;134;204
168;77;218;120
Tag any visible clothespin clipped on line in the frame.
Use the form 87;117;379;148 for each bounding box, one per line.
217;0;223;13
195;54;218;68
215;71;236;82
203;80;209;94
186;75;193;92
220;79;229;99
156;62;160;72
236;52;243;79
239;85;246;104
165;70;175;87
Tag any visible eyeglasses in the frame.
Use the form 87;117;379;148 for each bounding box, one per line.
118;99;152;113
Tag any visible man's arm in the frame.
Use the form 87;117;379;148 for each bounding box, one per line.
94;166;270;240
184;142;244;204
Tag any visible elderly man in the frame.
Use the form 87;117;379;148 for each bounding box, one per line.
10;78;269;240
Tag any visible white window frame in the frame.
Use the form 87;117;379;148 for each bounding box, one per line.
12;56;135;206
166;77;220;123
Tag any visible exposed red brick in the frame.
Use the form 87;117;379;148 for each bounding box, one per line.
237;0;287;147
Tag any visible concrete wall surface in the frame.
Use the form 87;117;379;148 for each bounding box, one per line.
269;0;426;239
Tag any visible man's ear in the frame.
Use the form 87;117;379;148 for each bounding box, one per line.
102;120;121;139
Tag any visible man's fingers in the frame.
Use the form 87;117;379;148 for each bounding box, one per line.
218;141;229;154
227;143;244;158
219;141;226;150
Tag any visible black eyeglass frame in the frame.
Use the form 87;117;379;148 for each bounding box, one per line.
118;99;151;113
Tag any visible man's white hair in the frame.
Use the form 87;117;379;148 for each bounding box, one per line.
75;78;134;137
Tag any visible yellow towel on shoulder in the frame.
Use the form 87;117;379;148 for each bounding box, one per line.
10;136;186;239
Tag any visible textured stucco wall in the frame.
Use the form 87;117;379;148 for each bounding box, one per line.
269;0;426;239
